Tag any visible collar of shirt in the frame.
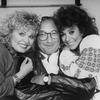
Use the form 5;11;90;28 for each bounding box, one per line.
40;50;59;74
40;50;59;62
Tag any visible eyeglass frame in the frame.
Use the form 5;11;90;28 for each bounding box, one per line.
38;30;59;41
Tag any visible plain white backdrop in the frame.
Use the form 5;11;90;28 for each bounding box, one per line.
0;0;100;35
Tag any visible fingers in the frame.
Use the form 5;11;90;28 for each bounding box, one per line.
21;57;33;70
22;57;28;64
26;57;33;71
22;57;32;64
26;57;32;63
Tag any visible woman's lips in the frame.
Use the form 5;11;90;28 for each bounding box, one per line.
19;43;29;48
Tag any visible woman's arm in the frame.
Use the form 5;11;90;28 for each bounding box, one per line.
0;49;15;98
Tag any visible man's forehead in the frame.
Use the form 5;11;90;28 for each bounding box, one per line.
41;19;56;27
40;22;57;31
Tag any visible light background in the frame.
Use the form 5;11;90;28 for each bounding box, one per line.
0;0;100;33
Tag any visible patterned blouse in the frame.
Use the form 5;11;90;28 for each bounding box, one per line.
59;35;100;89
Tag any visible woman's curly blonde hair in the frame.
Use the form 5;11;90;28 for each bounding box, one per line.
0;11;40;44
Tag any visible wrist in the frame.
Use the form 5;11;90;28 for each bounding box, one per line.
43;74;51;85
16;72;25;80
43;74;49;85
13;74;21;85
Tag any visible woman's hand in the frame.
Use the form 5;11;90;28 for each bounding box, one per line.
16;57;33;80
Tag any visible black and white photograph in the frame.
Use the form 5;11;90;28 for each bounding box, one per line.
0;0;100;100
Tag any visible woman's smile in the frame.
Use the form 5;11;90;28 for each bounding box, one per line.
18;43;29;49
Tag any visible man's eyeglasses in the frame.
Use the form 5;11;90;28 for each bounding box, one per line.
38;30;59;41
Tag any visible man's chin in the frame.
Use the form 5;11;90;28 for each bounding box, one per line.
46;50;57;55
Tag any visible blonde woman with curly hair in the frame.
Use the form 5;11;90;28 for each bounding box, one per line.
0;11;40;100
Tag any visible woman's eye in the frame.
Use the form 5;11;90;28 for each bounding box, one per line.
29;35;34;39
19;32;25;36
69;30;74;35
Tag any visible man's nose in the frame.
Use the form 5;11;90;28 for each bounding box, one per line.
47;34;52;43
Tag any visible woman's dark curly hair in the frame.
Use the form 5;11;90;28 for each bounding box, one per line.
54;5;99;38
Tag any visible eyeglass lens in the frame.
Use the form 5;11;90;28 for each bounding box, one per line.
39;30;59;40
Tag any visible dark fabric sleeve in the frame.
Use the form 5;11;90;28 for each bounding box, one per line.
17;74;96;100
50;73;96;100
0;50;15;98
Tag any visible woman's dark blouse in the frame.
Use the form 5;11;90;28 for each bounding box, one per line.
0;42;35;98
